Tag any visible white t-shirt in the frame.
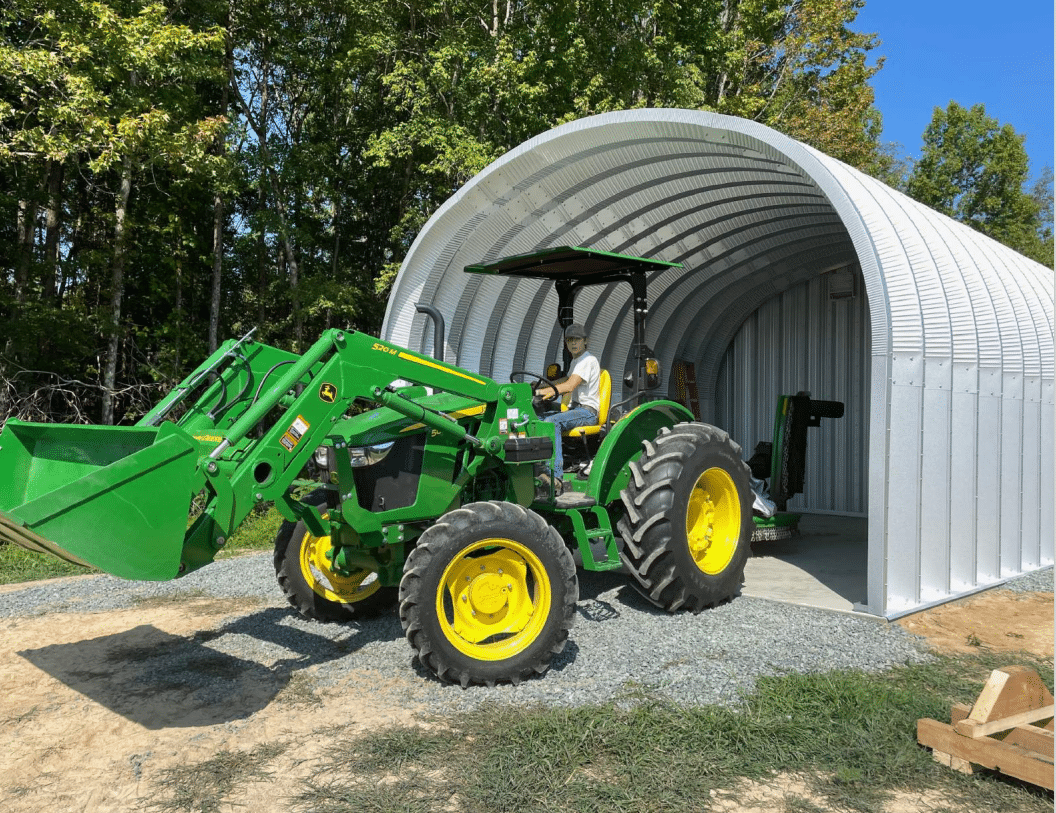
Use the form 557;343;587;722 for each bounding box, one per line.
568;351;601;414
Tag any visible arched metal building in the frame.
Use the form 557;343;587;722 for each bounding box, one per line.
381;109;1054;618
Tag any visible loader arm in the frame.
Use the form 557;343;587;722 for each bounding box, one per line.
0;329;549;582
180;329;517;577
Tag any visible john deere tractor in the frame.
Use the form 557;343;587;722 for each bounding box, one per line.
0;247;753;687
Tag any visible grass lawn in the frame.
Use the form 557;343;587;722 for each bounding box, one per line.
146;651;1053;813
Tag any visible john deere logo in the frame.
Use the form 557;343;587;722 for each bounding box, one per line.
319;383;337;403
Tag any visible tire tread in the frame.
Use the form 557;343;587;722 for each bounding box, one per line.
617;422;752;612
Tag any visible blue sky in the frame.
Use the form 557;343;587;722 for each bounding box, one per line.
854;0;1054;180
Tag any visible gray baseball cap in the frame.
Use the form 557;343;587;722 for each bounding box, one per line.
564;323;587;339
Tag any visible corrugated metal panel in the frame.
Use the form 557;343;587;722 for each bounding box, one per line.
714;271;871;516
380;109;1055;618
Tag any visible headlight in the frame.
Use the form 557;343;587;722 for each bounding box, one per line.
314;441;396;469
348;441;395;468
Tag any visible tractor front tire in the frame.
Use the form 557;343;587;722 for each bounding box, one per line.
274;490;399;623
399;501;578;687
618;423;753;612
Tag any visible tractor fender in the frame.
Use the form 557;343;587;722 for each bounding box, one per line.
587;400;695;507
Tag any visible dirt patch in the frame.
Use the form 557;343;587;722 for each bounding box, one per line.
896;589;1054;658
0;598;421;813
709;773;953;813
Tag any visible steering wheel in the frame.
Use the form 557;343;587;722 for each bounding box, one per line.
509;370;561;411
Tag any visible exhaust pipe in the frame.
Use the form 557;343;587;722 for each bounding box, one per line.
415;303;446;362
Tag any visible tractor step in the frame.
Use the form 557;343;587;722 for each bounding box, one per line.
555;491;596;509
555;502;621;571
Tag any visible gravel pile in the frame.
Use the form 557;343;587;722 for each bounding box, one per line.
1;554;1050;712
1000;566;1054;593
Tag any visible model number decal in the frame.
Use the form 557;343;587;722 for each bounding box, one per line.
371;342;398;355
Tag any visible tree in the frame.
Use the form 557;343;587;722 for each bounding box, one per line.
1027;167;1054;267
1;0;891;422
906;101;1052;267
359;0;887;294
0;0;228;422
710;0;885;172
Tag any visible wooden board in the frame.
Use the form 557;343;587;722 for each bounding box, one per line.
917;665;1055;791
918;718;1054;790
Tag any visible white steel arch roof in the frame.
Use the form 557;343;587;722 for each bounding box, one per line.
382;109;1054;617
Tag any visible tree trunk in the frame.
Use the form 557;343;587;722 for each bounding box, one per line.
257;181;267;329
209;189;224;352
230;69;304;345
290;191;303;350
208;31;231;353
14;197;37;305
174;247;183;374
42;160;64;302
102;153;133;425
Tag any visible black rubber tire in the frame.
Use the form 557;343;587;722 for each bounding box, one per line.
399;501;578;687
274;489;399;623
617;422;753;612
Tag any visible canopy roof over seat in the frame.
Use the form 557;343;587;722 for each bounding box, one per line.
465;245;680;283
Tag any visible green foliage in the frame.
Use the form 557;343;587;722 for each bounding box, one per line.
0;0;226;170
0;0;900;421
907;101;1053;267
5;1;1047;427
0;0;231;421
221;504;283;556
710;0;886;171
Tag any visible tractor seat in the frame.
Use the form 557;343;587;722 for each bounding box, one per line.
562;369;612;438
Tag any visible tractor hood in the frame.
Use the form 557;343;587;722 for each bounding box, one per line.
335;388;486;447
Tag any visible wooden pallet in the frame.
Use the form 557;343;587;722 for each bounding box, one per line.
917;665;1054;790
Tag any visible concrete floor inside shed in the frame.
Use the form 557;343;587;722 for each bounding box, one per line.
742;513;869;614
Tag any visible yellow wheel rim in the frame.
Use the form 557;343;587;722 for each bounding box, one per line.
436;538;552;662
686;467;742;575
299;523;382;605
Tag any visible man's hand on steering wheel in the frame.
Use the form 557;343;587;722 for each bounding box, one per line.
510;370;561;411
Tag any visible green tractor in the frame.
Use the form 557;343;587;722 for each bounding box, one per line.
0;247;754;687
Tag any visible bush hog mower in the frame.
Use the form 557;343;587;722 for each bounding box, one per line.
0;247;755;687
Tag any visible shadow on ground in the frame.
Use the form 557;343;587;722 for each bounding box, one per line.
17;607;402;729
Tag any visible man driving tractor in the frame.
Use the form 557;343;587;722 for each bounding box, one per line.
534;323;602;492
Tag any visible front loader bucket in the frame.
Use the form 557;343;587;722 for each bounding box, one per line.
0;420;201;581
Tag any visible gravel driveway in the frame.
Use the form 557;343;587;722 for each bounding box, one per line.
1;554;1051;712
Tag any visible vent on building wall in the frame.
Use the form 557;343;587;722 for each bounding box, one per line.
828;268;857;300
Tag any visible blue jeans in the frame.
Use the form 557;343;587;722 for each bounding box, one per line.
543;406;596;477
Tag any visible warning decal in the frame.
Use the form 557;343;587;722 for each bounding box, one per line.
280;415;310;451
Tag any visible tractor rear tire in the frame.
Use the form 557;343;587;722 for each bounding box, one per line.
399;501;577;687
618;423;753;612
274;489;399;623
